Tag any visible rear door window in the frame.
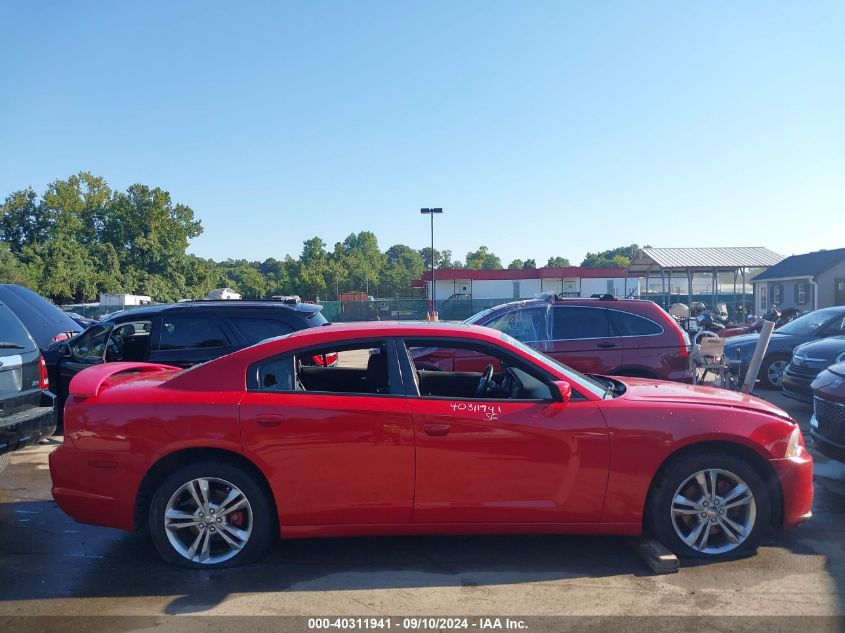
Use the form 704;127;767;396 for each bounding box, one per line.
608;310;663;337
0;305;36;352
483;307;549;342
159;316;229;350
551;307;610;340
228;317;295;345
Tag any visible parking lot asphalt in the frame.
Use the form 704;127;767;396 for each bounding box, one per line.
1;391;843;618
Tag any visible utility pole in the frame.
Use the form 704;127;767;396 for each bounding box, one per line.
420;207;443;320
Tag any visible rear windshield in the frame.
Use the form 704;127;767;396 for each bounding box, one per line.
307;310;329;326
0;304;36;351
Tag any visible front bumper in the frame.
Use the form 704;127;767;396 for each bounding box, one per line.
810;413;845;462
769;446;814;529
782;367;819;403
0;392;56;455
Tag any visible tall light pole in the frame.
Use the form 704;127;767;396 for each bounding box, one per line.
420;207;443;320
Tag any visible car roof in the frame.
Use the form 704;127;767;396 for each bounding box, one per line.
485;297;659;311
283;320;494;341
105;300;324;320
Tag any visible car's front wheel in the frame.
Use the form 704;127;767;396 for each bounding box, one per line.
760;354;790;390
649;452;771;559
148;461;275;568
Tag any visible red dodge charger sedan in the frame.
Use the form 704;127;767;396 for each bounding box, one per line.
49;321;813;568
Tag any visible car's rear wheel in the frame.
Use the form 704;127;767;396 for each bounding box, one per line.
148;461;275;568
760;354;789;390
649;452;770;559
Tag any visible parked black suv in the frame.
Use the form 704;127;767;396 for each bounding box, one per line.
45;300;329;422
0;301;56;469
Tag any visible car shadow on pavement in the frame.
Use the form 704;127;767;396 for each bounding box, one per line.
0;490;681;615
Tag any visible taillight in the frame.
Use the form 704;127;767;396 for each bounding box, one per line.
658;308;690;358
39;356;50;390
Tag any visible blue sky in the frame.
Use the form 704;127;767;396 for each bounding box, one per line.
1;1;843;266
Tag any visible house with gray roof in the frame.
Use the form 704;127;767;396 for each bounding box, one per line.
751;248;845;313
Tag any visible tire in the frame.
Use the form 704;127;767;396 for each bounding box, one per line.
148;461;275;568
649;452;771;560
760;354;790;390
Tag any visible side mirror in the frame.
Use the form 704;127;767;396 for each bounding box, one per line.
58;342;72;358
551;380;572;404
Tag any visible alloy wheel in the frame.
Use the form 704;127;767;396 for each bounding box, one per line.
767;360;788;388
670;468;757;555
164;476;254;565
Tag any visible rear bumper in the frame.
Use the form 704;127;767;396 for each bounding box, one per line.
0;393;56;454
49;442;142;531
770;447;814;529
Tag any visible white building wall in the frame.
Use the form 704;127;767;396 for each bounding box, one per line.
432;276;642;301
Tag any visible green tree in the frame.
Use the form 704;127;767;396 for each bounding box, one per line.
546;256;571;267
383;244;425;296
523;258;536;269
0;242;31;285
465;246;502;270
0;188;49;254
339;231;385;295
581;244;639;268
508;259;524;269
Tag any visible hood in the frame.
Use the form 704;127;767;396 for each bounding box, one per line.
828;362;845;378
618;376;792;420
794;335;845;361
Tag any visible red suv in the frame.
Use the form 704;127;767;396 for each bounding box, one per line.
414;296;692;382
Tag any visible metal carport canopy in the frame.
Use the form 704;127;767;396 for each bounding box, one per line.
627;247;784;273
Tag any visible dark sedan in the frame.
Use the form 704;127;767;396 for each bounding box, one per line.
810;362;845;462
783;336;845;403
724;307;845;389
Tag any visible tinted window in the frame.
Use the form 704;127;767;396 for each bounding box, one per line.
229;317;294;344
0;305;36;351
822;316;845;336
483;307;548;342
608;310;662;336
159;316;229;350
552;307;610;340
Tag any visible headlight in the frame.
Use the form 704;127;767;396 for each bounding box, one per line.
785;427;802;458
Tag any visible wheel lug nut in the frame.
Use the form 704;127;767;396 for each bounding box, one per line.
199;524;205;529
700;512;707;518
216;517;222;523
710;517;717;523
210;527;216;532
719;509;725;515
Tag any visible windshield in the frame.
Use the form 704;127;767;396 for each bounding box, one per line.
463;307;497;325
499;332;607;398
777;308;843;336
307;310;329;326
